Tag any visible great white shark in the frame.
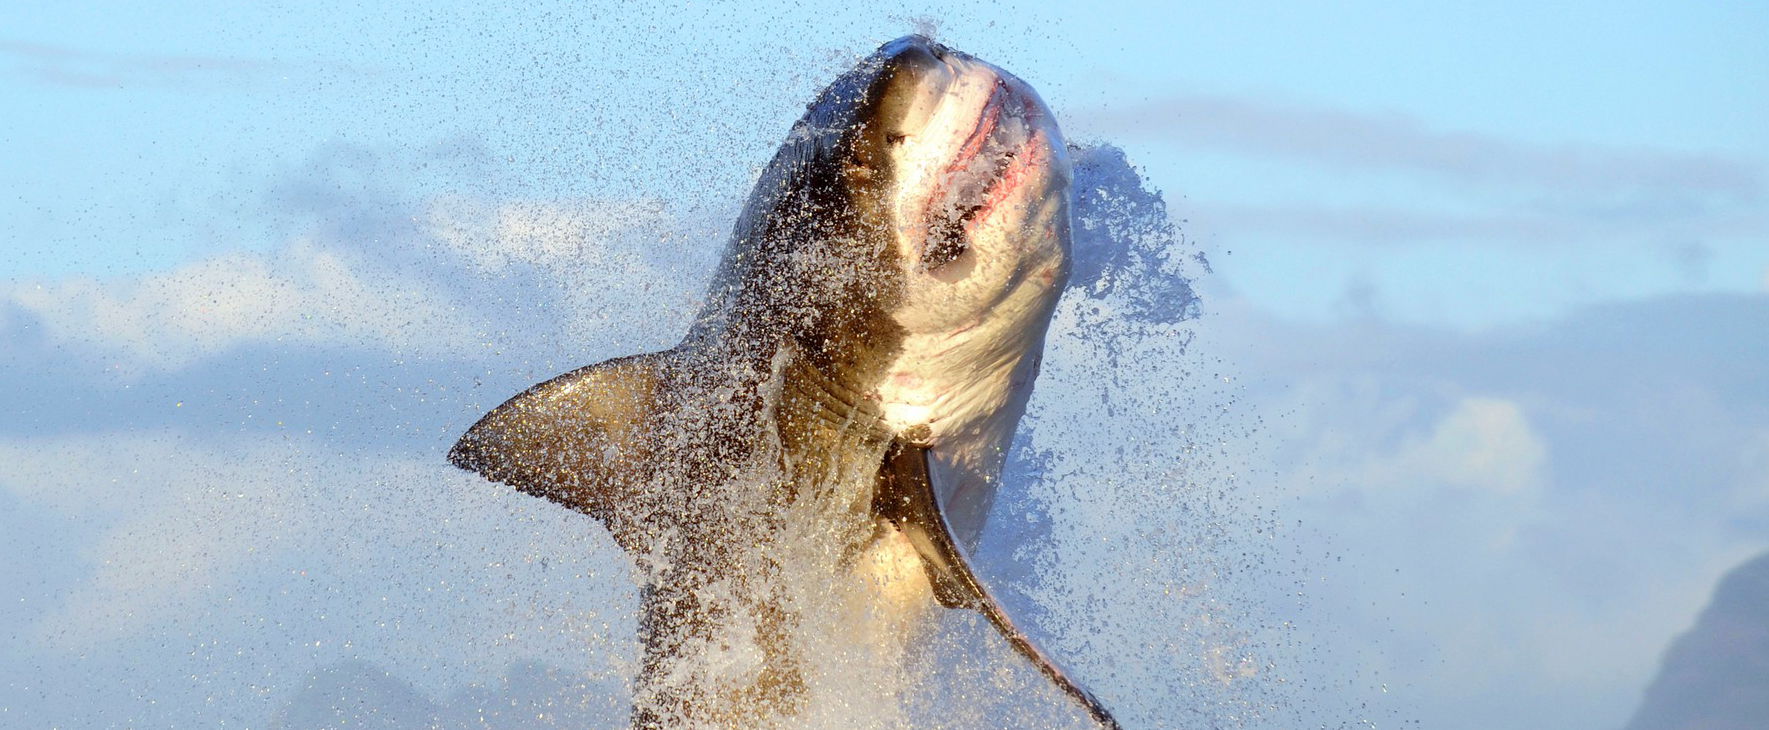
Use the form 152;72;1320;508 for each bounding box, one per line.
450;35;1118;728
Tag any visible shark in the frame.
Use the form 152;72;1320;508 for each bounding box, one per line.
449;35;1118;729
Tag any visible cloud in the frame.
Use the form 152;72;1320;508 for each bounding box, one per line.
5;240;484;373
4;115;1761;730
0;39;353;90
1;432;309;646
0;142;1206;728
271;659;630;730
1183;199;1769;247
0;427;641;725
1360;396;1548;496
427;197;675;274
2;142;715;379
0;143;700;713
1189;290;1769;729
0;424;1121;727
0;431;625;649
420;195;715;347
1081;93;1763;199
1075;95;1769;256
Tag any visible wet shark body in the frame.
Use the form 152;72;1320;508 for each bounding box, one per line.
449;36;1117;728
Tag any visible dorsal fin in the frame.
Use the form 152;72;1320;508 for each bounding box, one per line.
449;351;673;552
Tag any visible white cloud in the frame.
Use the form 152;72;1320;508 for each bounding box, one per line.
1188;292;1769;730
6;240;476;372
0;429;638;701
1365;396;1547;495
1079;93;1761;197
1262;384;1549;503
13;434;307;646
2;126;1761;729
0;39;337;90
426;196;674;274
421;196;713;351
1733;431;1769;513
3;195;717;376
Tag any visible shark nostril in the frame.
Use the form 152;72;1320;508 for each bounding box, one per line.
882;40;943;83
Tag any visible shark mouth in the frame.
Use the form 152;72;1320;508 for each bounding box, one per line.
918;79;1046;270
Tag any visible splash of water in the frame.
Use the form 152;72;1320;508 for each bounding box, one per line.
552;142;1256;729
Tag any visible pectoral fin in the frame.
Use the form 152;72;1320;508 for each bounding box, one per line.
873;440;1121;729
449;351;673;552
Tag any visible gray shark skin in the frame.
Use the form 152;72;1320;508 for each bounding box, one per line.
450;35;1118;729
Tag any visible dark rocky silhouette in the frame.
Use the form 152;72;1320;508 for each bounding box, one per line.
1624;550;1769;730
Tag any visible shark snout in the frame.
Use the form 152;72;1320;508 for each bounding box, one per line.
876;34;950;76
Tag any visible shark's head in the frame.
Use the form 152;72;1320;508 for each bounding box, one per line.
718;36;1073;407
842;35;1074;324
703;36;1074;550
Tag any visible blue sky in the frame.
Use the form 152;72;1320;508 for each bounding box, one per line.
3;2;1767;729
8;1;1765;321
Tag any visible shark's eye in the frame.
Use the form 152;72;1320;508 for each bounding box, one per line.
886;133;908;146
